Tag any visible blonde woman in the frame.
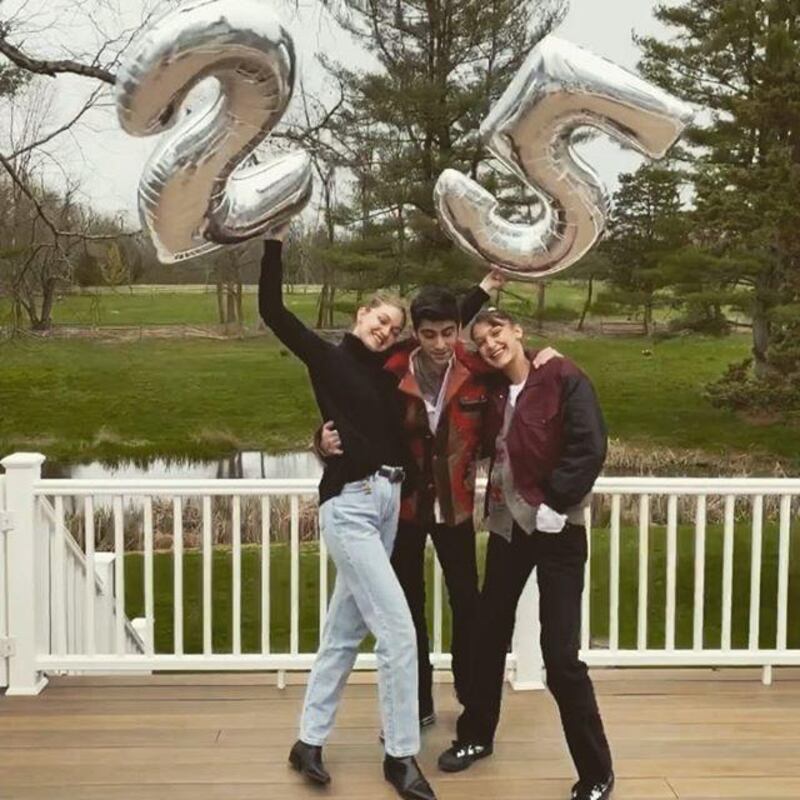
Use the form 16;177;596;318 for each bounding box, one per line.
258;229;436;800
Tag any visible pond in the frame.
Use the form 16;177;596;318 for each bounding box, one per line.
43;450;323;481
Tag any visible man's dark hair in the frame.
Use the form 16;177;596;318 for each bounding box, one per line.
410;286;460;330
470;307;518;340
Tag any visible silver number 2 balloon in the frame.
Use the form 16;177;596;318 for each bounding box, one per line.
116;0;312;263
435;35;694;279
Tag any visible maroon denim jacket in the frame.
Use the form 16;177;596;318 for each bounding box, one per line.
483;354;607;515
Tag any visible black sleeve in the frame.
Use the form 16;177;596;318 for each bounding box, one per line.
458;285;490;327
312;424;326;460
544;373;607;513
259;240;329;367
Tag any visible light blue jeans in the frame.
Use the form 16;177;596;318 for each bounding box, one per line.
299;473;420;757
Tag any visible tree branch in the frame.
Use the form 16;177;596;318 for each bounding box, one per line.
0;33;116;85
0;151;137;241
10;84;105;158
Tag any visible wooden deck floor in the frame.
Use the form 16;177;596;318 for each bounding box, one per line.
1;668;799;800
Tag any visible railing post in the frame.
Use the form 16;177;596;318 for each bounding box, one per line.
1;453;48;695
0;487;11;690
510;568;545;690
93;553;116;654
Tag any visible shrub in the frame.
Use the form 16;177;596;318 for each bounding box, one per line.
705;357;800;412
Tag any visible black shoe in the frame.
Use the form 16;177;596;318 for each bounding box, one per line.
379;711;437;743
437;739;493;772
571;772;615;800
288;739;331;786
383;754;437;800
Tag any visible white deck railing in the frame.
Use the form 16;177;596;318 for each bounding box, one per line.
0;474;10;690
1;452;798;696
40;498;148;661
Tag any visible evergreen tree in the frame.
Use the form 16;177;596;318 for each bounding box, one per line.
638;0;800;406
603;163;689;334
321;0;568;289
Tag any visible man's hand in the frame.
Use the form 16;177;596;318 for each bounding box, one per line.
533;346;563;370
479;268;507;294
319;421;343;457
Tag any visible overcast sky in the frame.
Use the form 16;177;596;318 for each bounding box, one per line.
2;0;672;226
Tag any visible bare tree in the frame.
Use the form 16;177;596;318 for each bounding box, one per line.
0;0;337;330
212;244;259;331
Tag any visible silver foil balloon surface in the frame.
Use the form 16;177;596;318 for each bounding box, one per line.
435;35;694;279
116;0;312;263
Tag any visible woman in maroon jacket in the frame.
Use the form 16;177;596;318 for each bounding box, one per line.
438;308;615;800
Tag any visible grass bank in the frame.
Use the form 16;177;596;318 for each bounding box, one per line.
2;333;798;466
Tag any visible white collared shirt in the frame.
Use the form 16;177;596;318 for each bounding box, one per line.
410;351;454;523
411;353;454;434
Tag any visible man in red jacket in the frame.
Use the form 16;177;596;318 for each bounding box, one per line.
437;308;614;800
380;285;494;724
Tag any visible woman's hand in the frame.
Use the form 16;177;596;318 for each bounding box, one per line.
266;221;291;242
532;346;563;369
479;268;507;294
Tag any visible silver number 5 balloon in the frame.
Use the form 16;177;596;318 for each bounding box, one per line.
435;35;694;279
116;0;312;263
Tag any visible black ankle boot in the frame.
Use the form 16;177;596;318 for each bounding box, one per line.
288;739;331;785
383;754;436;800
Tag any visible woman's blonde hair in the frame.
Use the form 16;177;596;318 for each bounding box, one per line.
362;292;408;330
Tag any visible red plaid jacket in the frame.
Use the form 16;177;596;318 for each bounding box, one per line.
384;342;490;528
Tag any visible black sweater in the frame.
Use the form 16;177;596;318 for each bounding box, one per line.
258;239;488;503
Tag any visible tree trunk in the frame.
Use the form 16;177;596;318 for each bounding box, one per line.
396;204;406;294
752;299;771;378
316;283;328;328
328;284;336;327
216;279;226;324
225;284;236;326
643;302;653;336
316;268;336;329
37;276;58;330
535;281;546;332
577;275;594;331
24;293;43;330
11;298;24;332
235;279;243;325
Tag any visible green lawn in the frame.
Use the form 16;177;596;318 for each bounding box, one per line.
559;336;777;457
0;280;650;328
2;333;798;466
0;289;352;328
19;283;595;330
0;337;320;461
123;521;800;655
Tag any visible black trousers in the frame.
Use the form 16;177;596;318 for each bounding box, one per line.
391;517;479;717
457;523;613;786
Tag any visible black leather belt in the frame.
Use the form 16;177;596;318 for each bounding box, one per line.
377;465;405;483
